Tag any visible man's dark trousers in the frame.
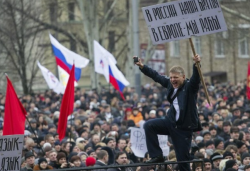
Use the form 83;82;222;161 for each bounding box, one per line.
144;117;192;171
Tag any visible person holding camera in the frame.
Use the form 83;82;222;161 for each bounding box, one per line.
54;152;74;169
133;55;202;171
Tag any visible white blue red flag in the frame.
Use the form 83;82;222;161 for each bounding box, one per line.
94;40;129;100
49;34;89;87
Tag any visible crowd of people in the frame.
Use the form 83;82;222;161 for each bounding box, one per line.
0;78;249;171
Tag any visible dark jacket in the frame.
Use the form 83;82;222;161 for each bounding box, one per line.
93;160;107;171
106;163;134;171
140;64;202;131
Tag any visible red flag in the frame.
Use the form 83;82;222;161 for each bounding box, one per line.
247;61;250;100
57;65;75;141
3;76;27;135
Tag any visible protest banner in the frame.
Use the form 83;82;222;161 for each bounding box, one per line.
130;128;169;158
142;0;227;105
0;135;24;171
142;0;227;44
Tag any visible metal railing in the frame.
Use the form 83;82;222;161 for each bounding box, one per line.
41;159;204;171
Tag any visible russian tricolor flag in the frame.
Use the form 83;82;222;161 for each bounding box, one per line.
49;34;89;86
94;40;129;100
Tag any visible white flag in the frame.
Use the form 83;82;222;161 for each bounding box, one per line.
37;61;65;94
94;40;116;82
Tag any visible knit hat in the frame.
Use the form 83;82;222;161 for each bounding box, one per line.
202;130;211;137
104;137;115;144
205;140;214;147
210;152;223;162
85;157;96;167
57;152;66;161
225;160;237;171
241;152;250;163
223;151;234;159
195;136;203;142
197;142;205;149
214;139;223;148
38;157;47;165
25;151;35;160
54;140;61;146
70;155;81;163
236;141;245;149
203;158;211;163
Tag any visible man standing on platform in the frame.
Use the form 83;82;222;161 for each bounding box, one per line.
134;54;202;171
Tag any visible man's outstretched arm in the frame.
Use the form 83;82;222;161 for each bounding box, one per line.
133;56;169;87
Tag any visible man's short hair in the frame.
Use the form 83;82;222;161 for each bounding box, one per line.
44;134;53;141
115;151;126;160
48;149;57;155
230;126;239;133
97;150;108;160
118;138;126;144
169;66;184;75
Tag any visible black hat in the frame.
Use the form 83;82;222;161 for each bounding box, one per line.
223;151;234;159
245;108;250;113
197;142;205;149
104;137;115;144
201;122;209;127
25;151;35;160
236;141;245;149
210;152;223;162
38;157;47;165
241;152;250;163
87;150;95;156
225;160;237;171
214;139;223;148
203;158;211;163
232;108;240;112
205;140;214;147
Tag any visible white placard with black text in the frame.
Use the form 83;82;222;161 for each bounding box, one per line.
130;128;169;158
0;135;24;171
142;0;227;44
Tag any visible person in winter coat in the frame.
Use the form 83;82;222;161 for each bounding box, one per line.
107;152;138;171
33;157;53;170
238;152;250;171
93;150;109;171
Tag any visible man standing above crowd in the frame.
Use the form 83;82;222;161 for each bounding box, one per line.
134;54;202;171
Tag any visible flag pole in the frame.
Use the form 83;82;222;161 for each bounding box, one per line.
25;116;44;154
188;38;211;105
69;61;74;153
